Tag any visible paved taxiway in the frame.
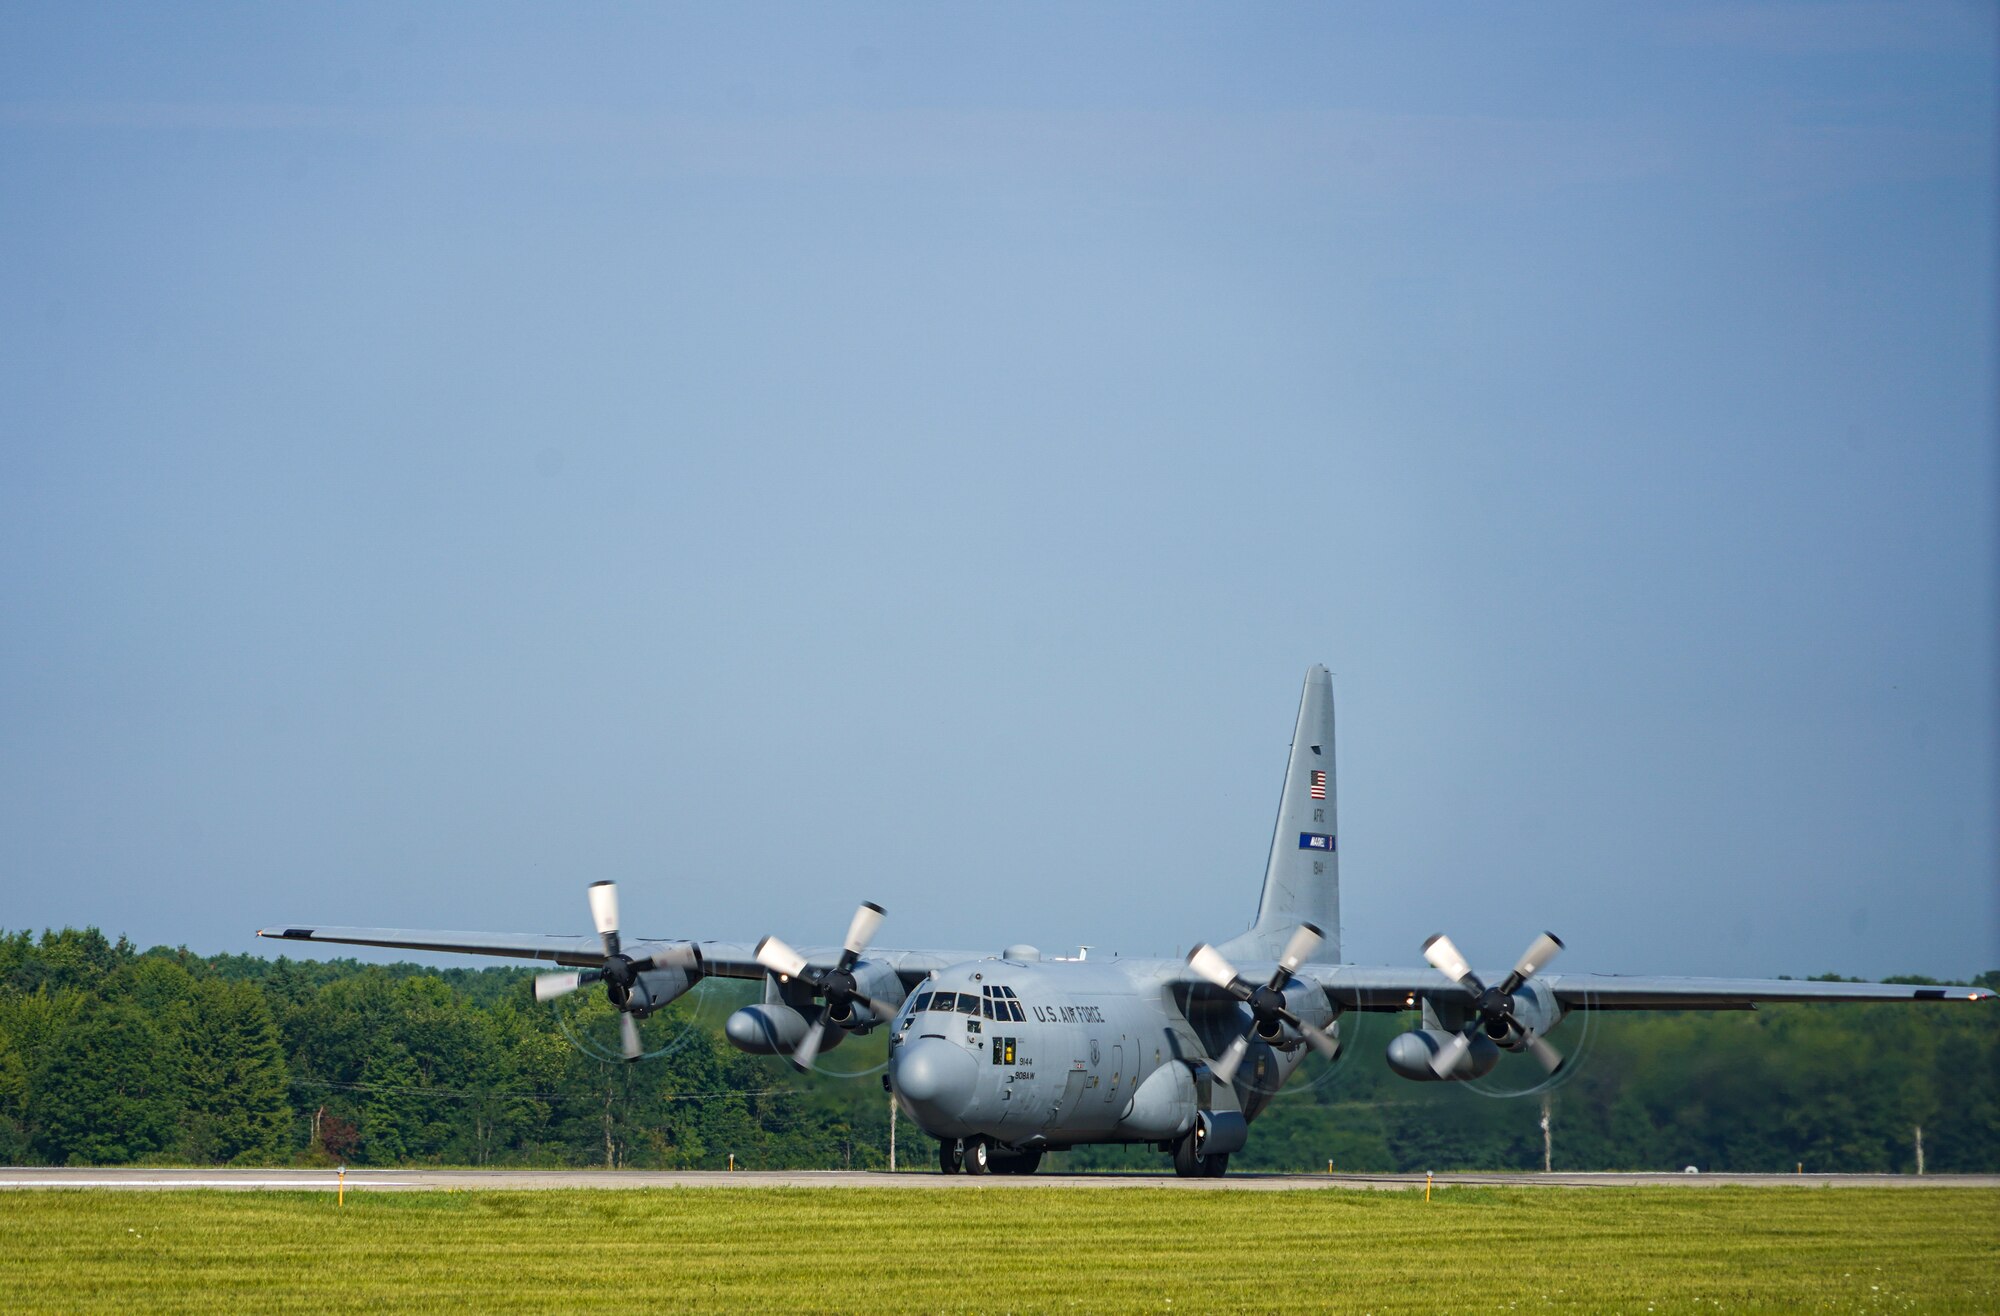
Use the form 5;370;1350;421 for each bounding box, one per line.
5;1167;1995;1192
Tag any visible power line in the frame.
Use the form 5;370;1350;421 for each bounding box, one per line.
289;1077;799;1104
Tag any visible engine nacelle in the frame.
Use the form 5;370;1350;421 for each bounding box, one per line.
828;959;904;1032
1385;1028;1500;1081
1485;982;1563;1053
627;965;696;1015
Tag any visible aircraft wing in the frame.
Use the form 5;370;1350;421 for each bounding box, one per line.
258;925;613;966
1301;965;1994;1012
1535;973;1993;1010
681;941;988;987
256;925;984;989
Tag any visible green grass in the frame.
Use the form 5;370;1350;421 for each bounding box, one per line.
1;1188;1994;1314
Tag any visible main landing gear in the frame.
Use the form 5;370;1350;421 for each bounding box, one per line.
1170;1127;1230;1178
938;1137;1043;1176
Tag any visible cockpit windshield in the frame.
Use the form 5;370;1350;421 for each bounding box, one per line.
909;987;1018;1017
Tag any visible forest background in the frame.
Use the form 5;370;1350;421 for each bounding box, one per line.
1;927;1991;1173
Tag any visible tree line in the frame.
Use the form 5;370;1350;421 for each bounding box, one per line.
0;928;1991;1172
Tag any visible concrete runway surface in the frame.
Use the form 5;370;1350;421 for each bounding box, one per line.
5;1167;1995;1192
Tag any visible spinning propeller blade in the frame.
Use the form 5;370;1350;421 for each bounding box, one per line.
755;935;810;980
792;1009;829;1072
1500;932;1564;996
843;902;886;958
1277;922;1323;978
588;880;622;956
620;1012;643;1062
1428;1028;1472;1078
1210;1032;1254;1085
1187;944;1242;993
1421;932;1479;989
534;971;582;1003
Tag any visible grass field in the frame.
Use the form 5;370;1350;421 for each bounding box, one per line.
1;1187;1994;1314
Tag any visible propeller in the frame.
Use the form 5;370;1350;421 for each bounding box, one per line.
755;901;899;1072
1184;923;1341;1085
1420;930;1566;1077
533;881;695;1061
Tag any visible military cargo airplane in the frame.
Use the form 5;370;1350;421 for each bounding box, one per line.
261;666;1991;1176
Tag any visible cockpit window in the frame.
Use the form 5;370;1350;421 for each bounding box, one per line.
980;997;994;1019
910;991;933;1014
957;993;981;1015
1007;1000;1025;1022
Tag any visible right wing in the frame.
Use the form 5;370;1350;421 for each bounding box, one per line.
255;925;984;989
258;925;612;967
1298;964;1994;1012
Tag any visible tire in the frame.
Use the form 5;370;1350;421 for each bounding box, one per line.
964;1136;992;1175
938;1139;963;1174
1170;1129;1206;1178
990;1148;1042;1176
1202;1152;1230;1178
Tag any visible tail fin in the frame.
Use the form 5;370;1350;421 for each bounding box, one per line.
1219;665;1340;964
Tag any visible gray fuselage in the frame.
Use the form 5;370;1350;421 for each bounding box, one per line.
885;953;1336;1151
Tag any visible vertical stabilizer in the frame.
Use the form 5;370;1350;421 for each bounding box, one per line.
1219;665;1339;964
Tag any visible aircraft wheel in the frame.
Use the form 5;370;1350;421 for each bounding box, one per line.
964;1136;993;1175
989;1148;1040;1175
1202;1152;1230;1178
938;1138;963;1174
1170;1129;1207;1178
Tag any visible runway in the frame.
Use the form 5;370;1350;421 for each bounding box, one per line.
5;1166;1995;1192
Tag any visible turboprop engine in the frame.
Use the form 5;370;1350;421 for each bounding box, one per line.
743;901;903;1071
530;881;700;1061
725;954;902;1059
1385;930;1570;1081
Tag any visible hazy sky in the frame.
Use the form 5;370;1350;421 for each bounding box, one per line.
2;4;1994;981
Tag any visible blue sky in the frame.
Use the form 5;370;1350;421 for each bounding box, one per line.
2;4;1994;980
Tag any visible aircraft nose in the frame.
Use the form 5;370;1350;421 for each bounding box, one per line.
892;1038;977;1113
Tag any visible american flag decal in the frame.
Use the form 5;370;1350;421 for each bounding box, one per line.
1309;770;1327;800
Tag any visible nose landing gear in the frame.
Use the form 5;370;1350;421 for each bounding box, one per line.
938;1136;1044;1175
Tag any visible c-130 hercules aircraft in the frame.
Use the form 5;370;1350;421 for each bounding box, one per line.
262;666;1991;1176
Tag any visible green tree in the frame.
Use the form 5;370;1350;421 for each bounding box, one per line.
28;999;181;1164
358;1046;424;1165
176;978;291;1163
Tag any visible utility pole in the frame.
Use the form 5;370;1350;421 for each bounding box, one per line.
1540;1092;1553;1173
